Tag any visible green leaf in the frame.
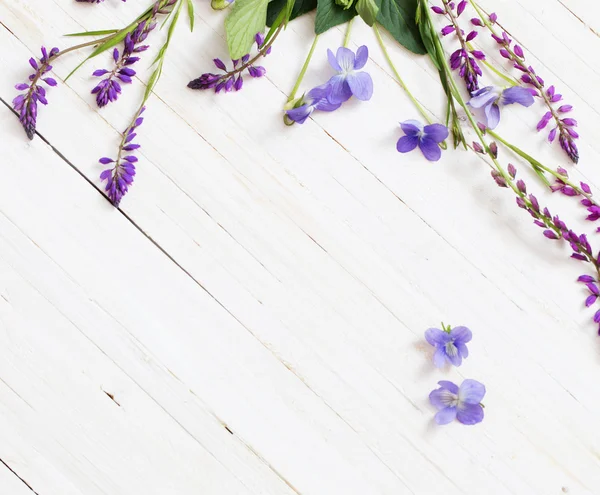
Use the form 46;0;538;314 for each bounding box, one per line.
64;29;119;37
225;0;269;59
315;0;356;34
356;0;378;26
266;0;317;26
375;0;425;54
186;0;195;31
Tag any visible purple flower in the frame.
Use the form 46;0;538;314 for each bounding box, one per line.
396;120;449;162
13;46;59;139
425;324;472;367
99;107;145;206
285;85;341;124
188;33;269;93
326;46;373;104
91;21;154;107
429;379;486;425
468;86;534;129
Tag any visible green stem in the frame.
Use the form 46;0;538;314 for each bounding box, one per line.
287;34;320;103
373;24;434;125
343;17;355;47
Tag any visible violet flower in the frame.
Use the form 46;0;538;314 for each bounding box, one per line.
13;46;59;139
467;86;534;129
91;21;154;107
429;379;486;425
425;324;472;367
326;46;373;104
285;85;341;124
396;120;448;162
188;33;270;93
99;107;145;206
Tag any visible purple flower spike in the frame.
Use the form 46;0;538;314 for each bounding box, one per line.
99;106;145;206
91;21;155;107
326;46;373;104
286;84;341;124
13;46;59;139
396;120;449;162
425;324;472;367
468;86;534;129
429;379;486;425
189;32;272;93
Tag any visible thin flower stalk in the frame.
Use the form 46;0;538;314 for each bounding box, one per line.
469;1;579;163
286;34;320;105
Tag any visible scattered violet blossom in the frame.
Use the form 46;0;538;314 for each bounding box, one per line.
188;33;270;93
326;45;373;104
98;107;145;206
91;20;155;107
285;85;341;124
396;120;448;162
429;379;486;425
13;46;59;139
467;86;534;129
425;324;472;367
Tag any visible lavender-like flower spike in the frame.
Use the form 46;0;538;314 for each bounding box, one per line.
91;21;155;107
476;8;579;162
188;32;272;93
432;1;482;93
99;106;145;206
13;46;59;139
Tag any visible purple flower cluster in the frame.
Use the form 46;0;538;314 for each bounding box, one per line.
432;0;482;93
13;46;59;139
578;276;600;333
91;21;155;107
481;12;579;162
99;107;145;206
285;46;373;124
188;33;269;93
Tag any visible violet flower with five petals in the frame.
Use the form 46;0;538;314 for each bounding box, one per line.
396;120;449;162
468;85;534;129
429;379;486;425
326;46;373;104
285;84;341;124
425;324;472;367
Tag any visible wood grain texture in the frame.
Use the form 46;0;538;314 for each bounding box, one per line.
0;0;599;494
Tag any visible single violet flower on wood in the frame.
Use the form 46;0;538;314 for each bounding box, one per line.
429;379;486;425
425;324;472;367
396;120;449;162
13;46;59;139
467;86;534;129
326;46;373;104
285;85;341;124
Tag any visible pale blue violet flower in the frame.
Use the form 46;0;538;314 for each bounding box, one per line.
396;120;449;162
468;85;534;129
429;379;486;425
425;324;472;367
286;85;341;124
326;46;373;104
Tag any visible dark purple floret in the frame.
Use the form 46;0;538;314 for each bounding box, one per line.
99;107;145;206
91;20;155;107
188;32;272;93
13;46;59;139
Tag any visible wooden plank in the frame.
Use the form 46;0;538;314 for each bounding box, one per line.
1;1;600;494
0;461;36;495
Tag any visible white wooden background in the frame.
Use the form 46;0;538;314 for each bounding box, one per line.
1;0;600;493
